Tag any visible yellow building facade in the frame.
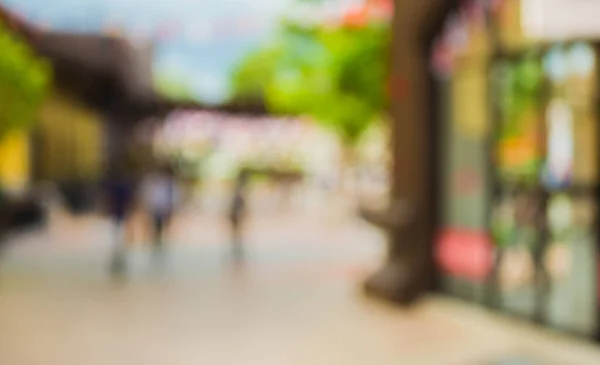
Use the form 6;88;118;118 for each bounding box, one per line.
0;130;30;193
0;89;105;193
34;90;104;184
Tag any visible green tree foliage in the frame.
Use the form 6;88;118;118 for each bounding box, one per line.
154;73;196;102
230;46;283;107
496;53;543;183
498;53;543;133
232;17;390;147
0;22;52;140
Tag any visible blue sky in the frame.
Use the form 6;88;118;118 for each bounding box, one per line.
1;0;293;104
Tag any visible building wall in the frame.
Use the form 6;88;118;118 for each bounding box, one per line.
34;90;104;183
0;130;30;193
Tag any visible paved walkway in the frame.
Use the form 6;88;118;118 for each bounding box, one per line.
0;188;599;364
1;247;600;365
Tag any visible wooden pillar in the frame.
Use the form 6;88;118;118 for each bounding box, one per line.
364;0;457;304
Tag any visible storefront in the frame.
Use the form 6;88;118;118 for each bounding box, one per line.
0;131;30;194
433;0;600;338
33;90;104;184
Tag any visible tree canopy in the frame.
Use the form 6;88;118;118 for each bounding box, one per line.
154;73;196;102
231;4;390;147
0;21;51;140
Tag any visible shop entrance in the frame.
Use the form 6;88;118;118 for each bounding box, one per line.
432;0;600;339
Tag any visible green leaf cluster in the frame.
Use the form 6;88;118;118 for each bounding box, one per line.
498;53;543;135
0;21;52;139
232;18;390;146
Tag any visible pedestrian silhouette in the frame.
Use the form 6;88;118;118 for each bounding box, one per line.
229;168;251;263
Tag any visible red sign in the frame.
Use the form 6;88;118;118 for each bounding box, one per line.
343;6;369;28
436;229;493;281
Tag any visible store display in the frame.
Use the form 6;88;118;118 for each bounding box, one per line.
545;196;597;334
496;56;542;183
544;99;574;188
567;43;595;107
490;196;516;248
568;44;598;185
491;194;538;316
436;0;599;338
548;194;573;237
543;44;597;187
434;2;493;302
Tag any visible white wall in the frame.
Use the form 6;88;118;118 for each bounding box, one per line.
522;0;600;41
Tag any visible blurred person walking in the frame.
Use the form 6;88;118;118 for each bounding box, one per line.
142;164;179;264
229;168;250;263
105;167;136;276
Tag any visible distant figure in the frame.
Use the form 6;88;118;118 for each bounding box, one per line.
142;165;178;262
105;169;136;276
229;169;251;262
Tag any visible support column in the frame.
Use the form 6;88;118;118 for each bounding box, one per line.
363;0;456;304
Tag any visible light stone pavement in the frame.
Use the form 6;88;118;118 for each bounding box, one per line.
0;188;599;364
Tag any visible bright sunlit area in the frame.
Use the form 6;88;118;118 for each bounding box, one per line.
2;0;600;364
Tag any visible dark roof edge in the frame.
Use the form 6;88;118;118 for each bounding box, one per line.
0;4;273;119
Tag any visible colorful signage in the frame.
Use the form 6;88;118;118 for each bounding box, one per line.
436;229;494;282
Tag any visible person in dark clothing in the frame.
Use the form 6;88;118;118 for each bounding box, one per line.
141;164;179;264
229;168;251;263
105;169;136;276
